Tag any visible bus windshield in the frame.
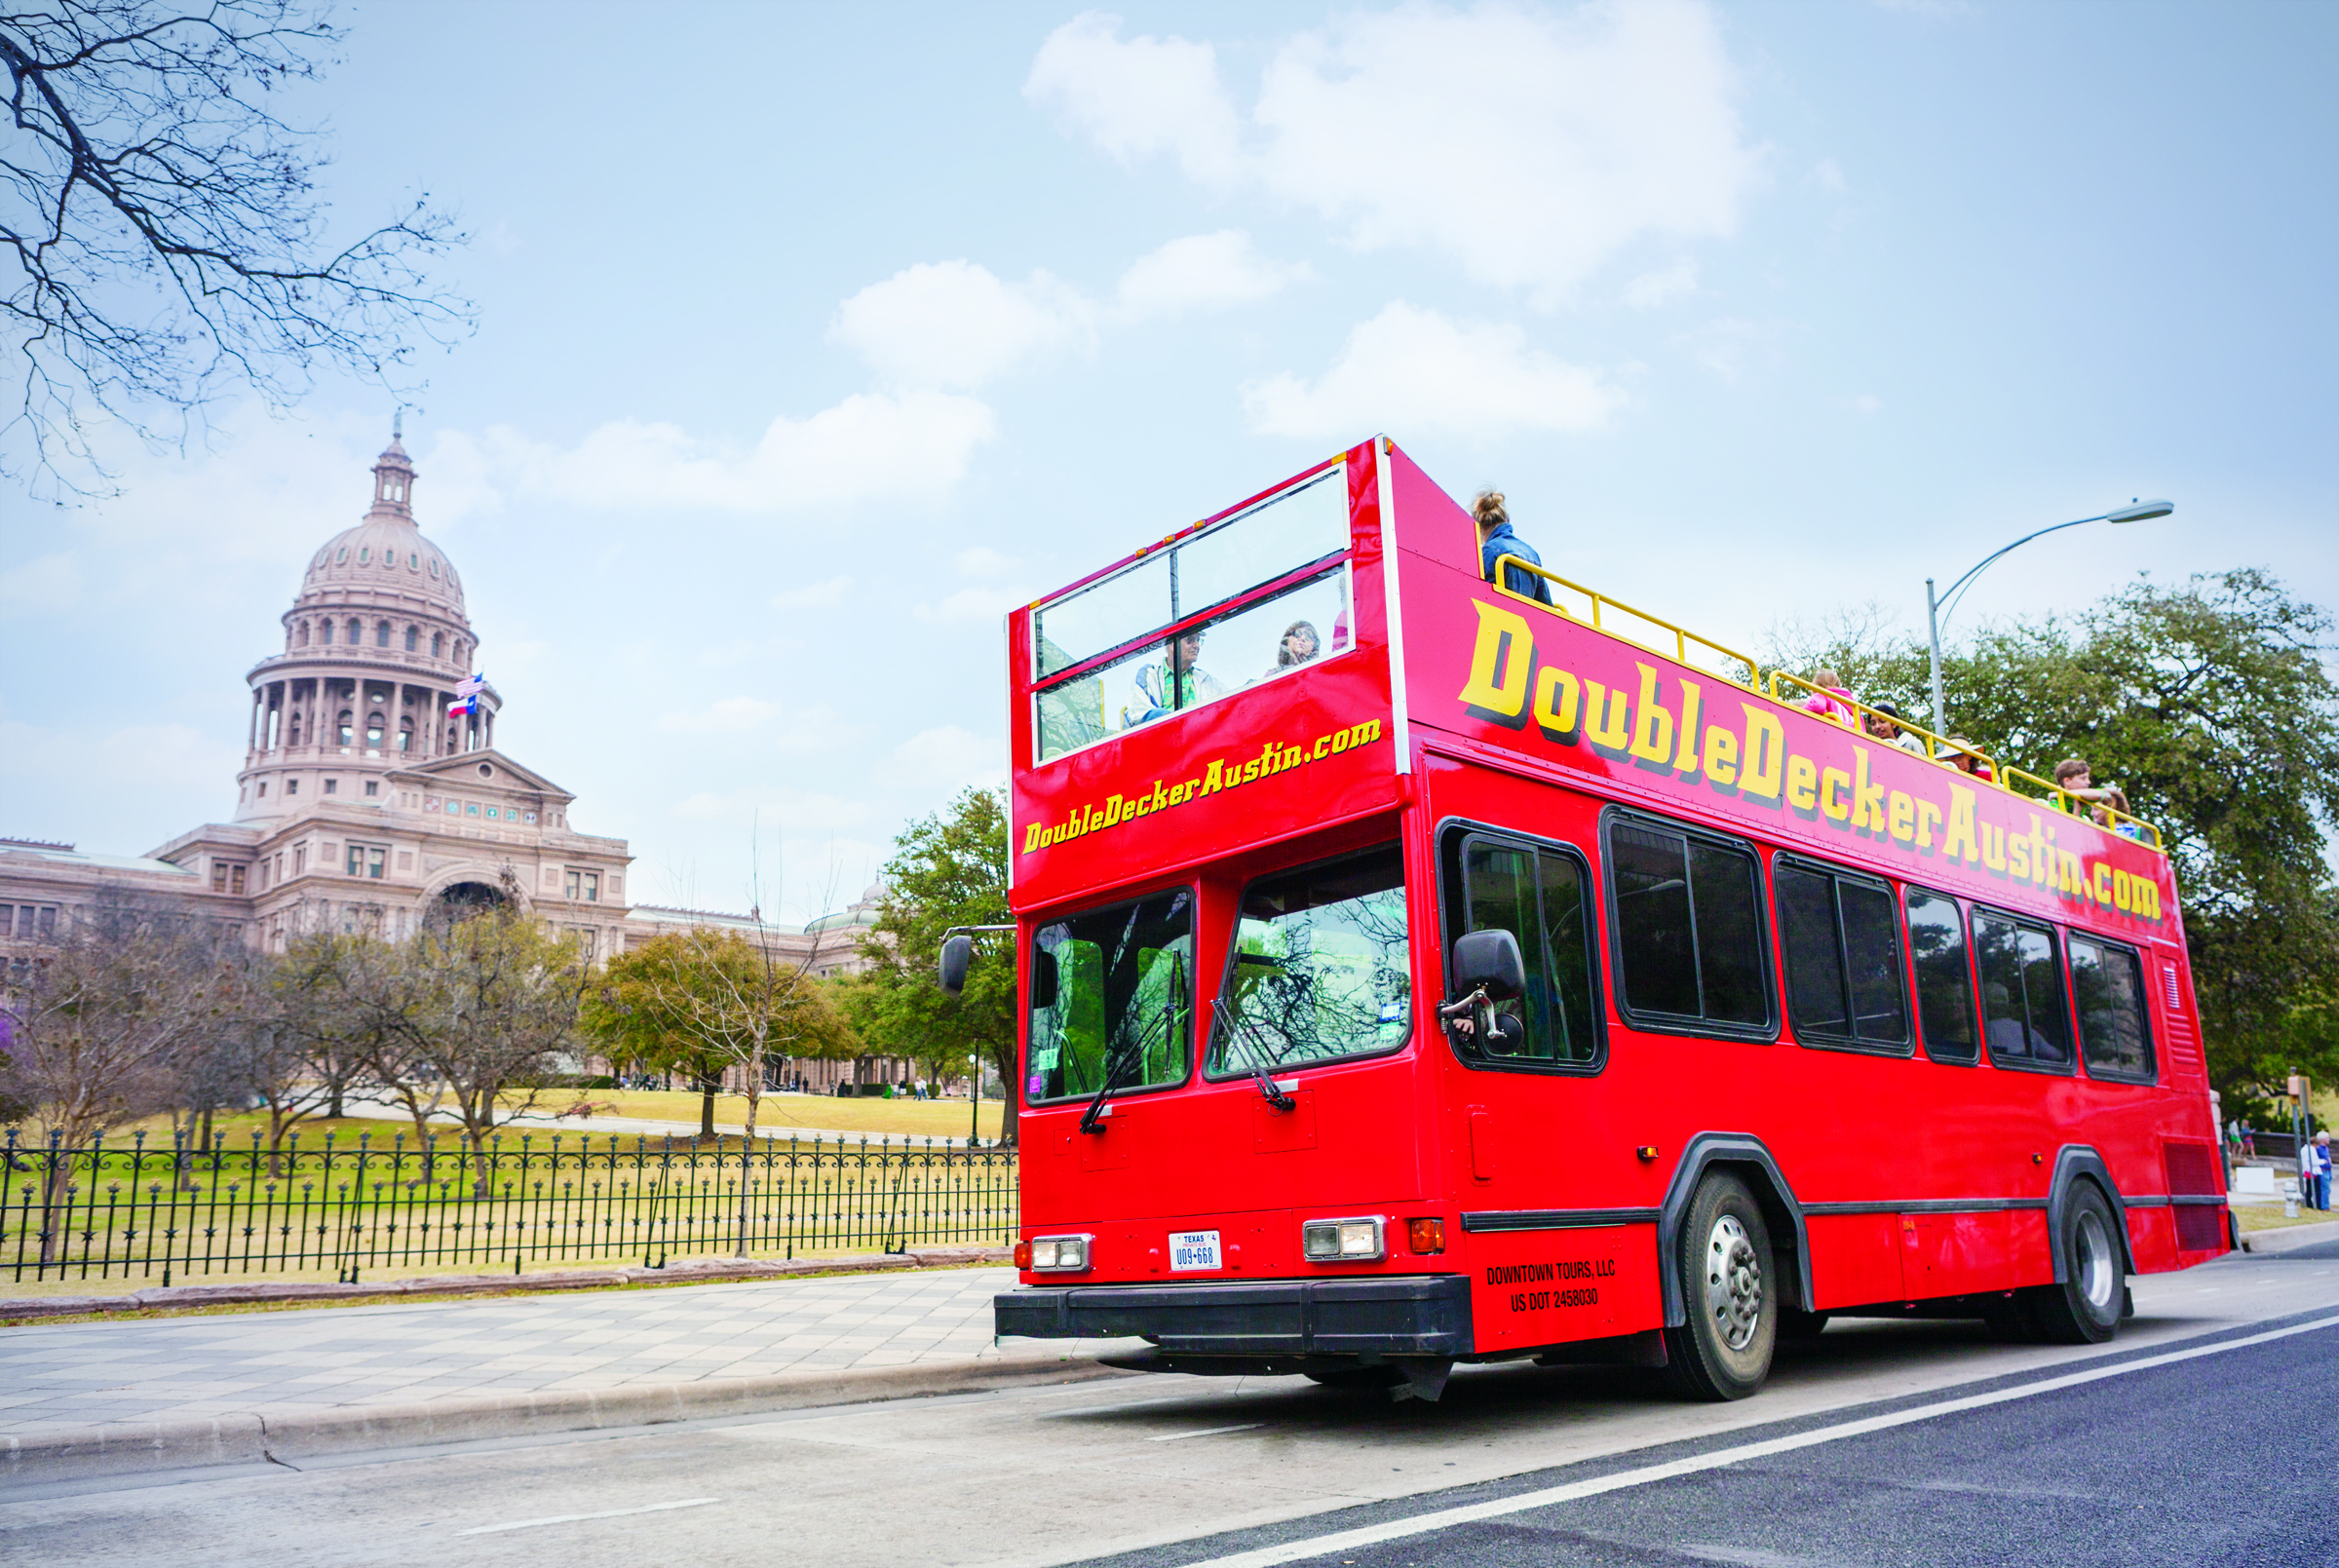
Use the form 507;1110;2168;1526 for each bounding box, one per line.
1207;844;1412;1078
1027;889;1194;1103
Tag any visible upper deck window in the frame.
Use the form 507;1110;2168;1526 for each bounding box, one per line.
1030;465;1351;764
1026;889;1195;1103
1604;813;1773;1037
1207;843;1411;1079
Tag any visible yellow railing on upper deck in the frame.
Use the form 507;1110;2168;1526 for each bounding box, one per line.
1486;554;2165;852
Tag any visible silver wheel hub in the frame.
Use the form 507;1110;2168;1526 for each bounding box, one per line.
1704;1213;1763;1352
2074;1209;2116;1314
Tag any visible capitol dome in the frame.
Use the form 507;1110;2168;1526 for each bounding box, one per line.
294;434;466;621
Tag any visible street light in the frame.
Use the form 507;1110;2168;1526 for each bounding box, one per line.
1925;498;2171;733
970;1052;980;1148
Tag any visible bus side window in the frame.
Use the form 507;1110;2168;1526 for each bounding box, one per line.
2069;936;2156;1082
1606;816;1772;1035
1775;858;1909;1052
1455;833;1599;1067
1904;888;1979;1063
1973;910;2073;1069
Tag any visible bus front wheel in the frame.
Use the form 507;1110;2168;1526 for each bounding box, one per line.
2024;1182;2124;1345
1662;1173;1777;1401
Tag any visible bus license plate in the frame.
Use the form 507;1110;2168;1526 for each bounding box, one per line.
1169;1230;1223;1272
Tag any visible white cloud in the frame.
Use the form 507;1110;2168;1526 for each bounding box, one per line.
772;575;853;610
889;725;1006;793
476;390;996;513
1116;231;1310;318
1243;301;1622;440
915;584;1033;625
1024;12;1245;184
671;784;874;833
1029;3;1763;302
0;552;83;612
1624;260;1699;309
830;260;1095;390
954;547;1016;579
655;696;776;733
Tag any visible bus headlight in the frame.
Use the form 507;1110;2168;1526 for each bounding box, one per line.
1302;1215;1386;1262
1027;1234;1093;1272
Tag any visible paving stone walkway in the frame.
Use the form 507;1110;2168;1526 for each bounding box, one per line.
0;1265;1042;1435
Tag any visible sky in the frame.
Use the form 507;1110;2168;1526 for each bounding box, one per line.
1;0;2333;924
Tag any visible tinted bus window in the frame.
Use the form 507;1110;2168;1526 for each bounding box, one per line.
1905;889;1979;1063
1208;844;1411;1078
1973;910;2072;1068
1452;833;1599;1067
1028;889;1195;1102
2070;936;2156;1081
1776;860;1909;1051
1608;818;1771;1032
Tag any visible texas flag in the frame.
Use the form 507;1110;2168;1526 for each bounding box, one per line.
446;672;486;715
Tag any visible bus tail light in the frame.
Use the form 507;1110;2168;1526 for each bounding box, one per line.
1027;1235;1093;1273
1302;1216;1386;1262
1406;1218;1446;1255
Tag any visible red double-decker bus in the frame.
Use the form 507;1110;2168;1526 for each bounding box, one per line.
961;438;2227;1401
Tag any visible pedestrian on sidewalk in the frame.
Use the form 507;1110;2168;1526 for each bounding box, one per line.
2317;1131;2333;1210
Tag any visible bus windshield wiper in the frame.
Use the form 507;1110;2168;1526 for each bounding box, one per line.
1212;956;1295;1112
1079;953;1184;1136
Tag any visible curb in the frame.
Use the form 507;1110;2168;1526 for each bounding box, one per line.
0;1246;1014;1322
0;1346;1131;1486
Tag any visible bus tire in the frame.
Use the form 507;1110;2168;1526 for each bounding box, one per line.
2025;1181;2124;1345
1662;1173;1777;1400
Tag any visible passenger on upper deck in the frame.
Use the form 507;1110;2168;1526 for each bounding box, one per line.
1940;737;1995;783
1802;669;1859;726
1120;628;1227;729
1256;620;1321;682
1475;490;1555;605
2052;758;2118;816
1864;701;1929;756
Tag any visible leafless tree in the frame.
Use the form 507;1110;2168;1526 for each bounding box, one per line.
0;889;243;1255
0;2;471;491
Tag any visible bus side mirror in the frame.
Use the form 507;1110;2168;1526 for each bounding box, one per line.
1451;929;1526;1002
1029;948;1058;1011
939;935;973;997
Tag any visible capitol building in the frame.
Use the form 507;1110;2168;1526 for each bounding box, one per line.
1;431;882;1008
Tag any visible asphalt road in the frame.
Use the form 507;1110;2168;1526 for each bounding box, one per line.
6;1242;2335;1568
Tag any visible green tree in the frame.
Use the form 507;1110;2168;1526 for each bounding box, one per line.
584;927;859;1146
1772;570;2339;1121
852;787;1016;1143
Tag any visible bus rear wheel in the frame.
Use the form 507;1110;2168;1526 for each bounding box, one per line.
2024;1182;2124;1345
1662;1173;1777;1401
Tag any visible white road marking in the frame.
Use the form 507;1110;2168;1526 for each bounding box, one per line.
1149;1423;1265;1442
455;1498;719;1535
1179;1313;2339;1567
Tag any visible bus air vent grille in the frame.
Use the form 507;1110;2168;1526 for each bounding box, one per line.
2162;1141;2222;1197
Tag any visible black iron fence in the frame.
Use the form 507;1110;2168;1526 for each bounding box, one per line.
2;1128;1019;1285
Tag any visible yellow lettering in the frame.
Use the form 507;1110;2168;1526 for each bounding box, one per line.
1890;791;1916;845
1740;706;1785;799
1023;823;1044;854
1853;747;1886;831
2112;869;2132;913
1241;758;1261;784
2009;837;2030;880
1706;727;1740;786
1585;679;1631;753
1534;666;1582;743
1350;719;1382;746
1675;681;1704;782
1199;759;1225;795
1630;665;1676;766
1313;735;1330;760
2137;881;2161;919
1820;764;1851;822
2058;850;2084;896
1457;600;1535;727
1787;755;1820;813
1981;822;2008;874
1104;794;1126;826
2093;862;2115;905
1915;796;1942;851
1943;785;1978;863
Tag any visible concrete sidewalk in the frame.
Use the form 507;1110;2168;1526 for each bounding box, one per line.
0;1265;1131;1483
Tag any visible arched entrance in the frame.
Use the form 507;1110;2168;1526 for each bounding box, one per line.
426;878;510;932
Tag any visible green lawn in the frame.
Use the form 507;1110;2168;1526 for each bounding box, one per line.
551;1088;1006;1141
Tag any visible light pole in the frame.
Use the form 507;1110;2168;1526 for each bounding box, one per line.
969;1052;980;1147
1924;498;2171;733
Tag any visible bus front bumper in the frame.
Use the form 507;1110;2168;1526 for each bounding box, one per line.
995;1273;1473;1358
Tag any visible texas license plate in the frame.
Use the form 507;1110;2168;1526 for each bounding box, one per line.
1168;1230;1223;1272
